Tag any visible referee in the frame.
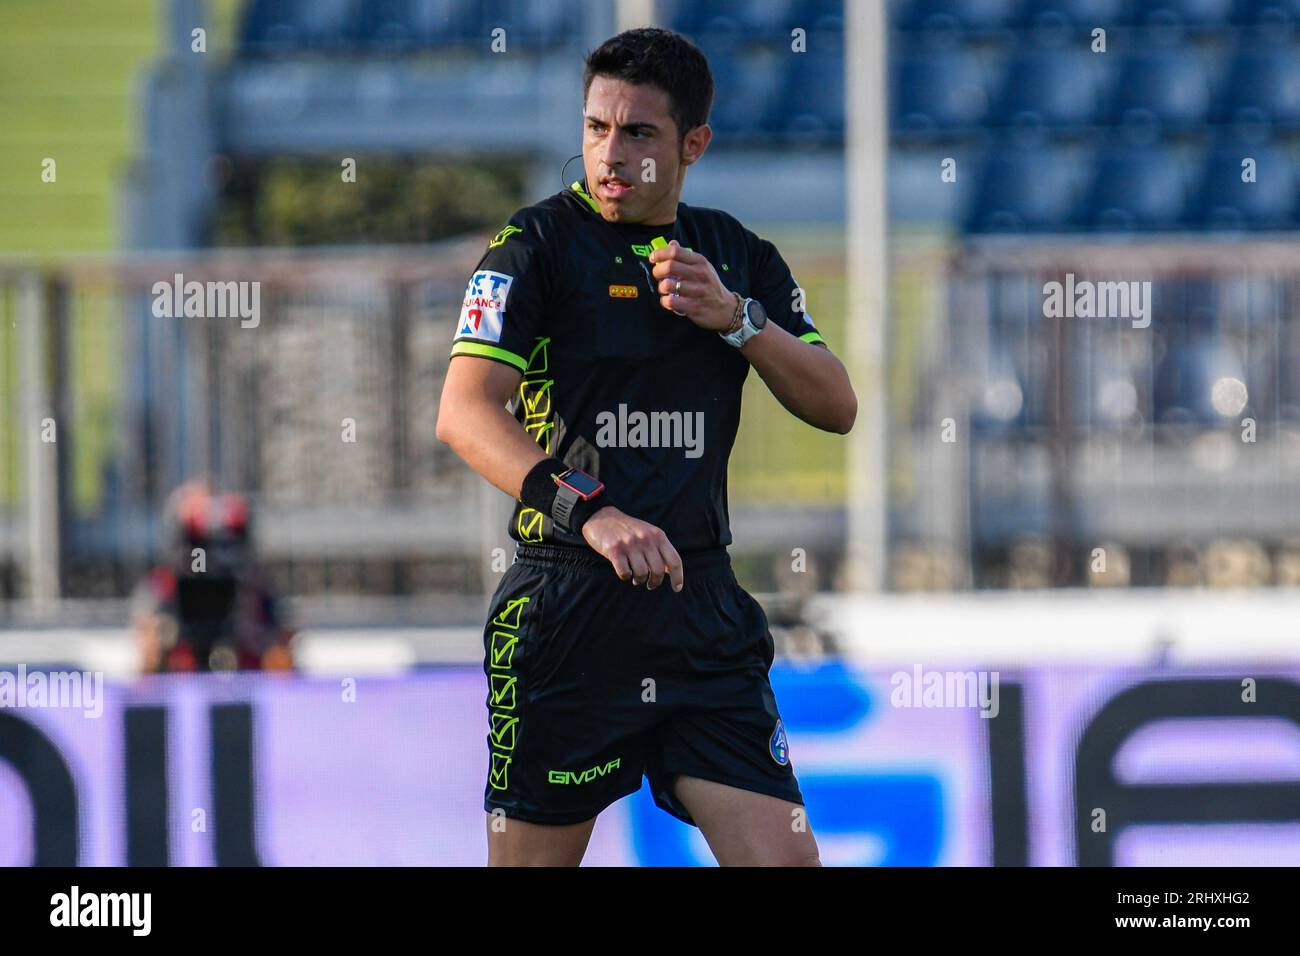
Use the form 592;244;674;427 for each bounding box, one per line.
437;27;857;866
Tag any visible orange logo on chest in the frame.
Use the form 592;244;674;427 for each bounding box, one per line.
608;284;639;299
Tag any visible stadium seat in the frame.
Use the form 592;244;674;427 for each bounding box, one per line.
356;0;571;51
903;0;1020;34
1079;146;1190;231
661;0;732;36
889;0;918;29
1109;50;1214;135
1222;48;1300;130
1020;0;1128;31
240;0;363;55
705;49;783;140
745;0;800;39
240;0;291;54
1132;0;1237;31
483;1;574;47
666;0;813;37
664;0;799;42
966;147;1080;232
1239;0;1300;31
994;48;1109;132
893;48;993;135
357;0;466;51
783;0;846;34
764;46;846;141
1192;140;1298;229
359;0;416;52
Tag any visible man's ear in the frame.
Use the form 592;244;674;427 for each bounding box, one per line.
680;124;712;167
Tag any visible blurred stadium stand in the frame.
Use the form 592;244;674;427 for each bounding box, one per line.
114;0;1300;239
8;0;1300;610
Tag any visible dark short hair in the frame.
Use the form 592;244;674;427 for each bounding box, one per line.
583;28;714;143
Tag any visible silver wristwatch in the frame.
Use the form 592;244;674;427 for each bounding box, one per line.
720;297;768;348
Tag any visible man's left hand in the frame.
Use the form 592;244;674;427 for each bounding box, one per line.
648;240;736;332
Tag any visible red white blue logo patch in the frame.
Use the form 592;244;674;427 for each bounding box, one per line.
456;270;513;344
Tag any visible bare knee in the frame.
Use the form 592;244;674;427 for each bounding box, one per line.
735;838;822;867
485;813;595;867
783;849;823;867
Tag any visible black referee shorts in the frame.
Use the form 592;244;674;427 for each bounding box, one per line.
480;542;803;827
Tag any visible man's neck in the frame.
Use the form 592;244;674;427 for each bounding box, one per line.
631;174;685;225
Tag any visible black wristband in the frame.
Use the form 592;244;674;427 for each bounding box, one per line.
519;457;567;517
518;458;611;535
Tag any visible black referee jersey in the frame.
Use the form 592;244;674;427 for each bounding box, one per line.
449;178;828;553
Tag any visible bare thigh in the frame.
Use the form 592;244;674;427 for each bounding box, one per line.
672;776;821;866
485;813;598;867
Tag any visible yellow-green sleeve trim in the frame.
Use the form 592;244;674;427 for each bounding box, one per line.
799;330;826;345
450;340;529;372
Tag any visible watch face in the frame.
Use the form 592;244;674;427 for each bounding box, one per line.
556;469;603;499
745;298;768;329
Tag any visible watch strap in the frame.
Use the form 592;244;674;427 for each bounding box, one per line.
519;459;610;536
552;479;581;529
722;297;764;348
721;291;745;336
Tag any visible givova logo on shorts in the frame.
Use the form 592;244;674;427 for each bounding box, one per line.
548;758;621;785
487;594;530;791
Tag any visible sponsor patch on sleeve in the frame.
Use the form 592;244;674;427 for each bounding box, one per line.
455;270;514;343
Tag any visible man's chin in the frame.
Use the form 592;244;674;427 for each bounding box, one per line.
601;200;635;223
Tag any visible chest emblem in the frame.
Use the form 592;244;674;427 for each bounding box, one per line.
608;284;639;299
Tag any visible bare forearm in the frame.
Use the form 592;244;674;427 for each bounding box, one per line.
740;321;857;433
438;402;548;499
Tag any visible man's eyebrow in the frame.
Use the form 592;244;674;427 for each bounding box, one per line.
584;115;660;133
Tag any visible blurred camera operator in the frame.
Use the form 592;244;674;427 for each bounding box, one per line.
131;481;296;673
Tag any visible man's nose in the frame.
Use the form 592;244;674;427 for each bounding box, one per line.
598;130;626;172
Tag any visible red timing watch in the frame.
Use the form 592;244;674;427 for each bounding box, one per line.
551;467;606;530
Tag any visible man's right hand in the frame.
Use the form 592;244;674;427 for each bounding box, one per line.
581;506;684;592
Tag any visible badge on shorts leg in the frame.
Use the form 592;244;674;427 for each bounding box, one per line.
769;719;790;766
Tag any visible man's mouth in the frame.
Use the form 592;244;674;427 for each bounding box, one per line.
599;177;633;198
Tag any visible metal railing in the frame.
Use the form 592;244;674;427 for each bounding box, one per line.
0;237;855;608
